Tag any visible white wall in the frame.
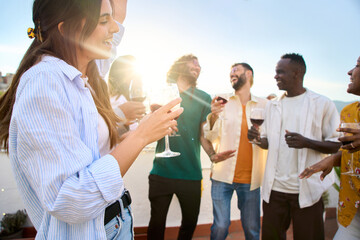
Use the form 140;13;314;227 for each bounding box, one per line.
0;147;339;227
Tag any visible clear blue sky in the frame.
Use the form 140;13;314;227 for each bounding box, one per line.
1;0;359;101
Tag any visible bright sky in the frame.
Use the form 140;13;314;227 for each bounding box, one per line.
1;0;359;101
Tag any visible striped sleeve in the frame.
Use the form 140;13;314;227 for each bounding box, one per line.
13;70;123;224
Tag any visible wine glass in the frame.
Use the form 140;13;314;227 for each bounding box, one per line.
129;78;146;103
340;122;360;175
150;82;181;158
249;108;265;144
215;95;228;120
128;78;147;123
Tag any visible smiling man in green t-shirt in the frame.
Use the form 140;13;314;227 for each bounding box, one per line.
147;54;234;240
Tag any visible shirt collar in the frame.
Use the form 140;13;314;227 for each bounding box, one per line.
229;92;259;103
41;55;82;82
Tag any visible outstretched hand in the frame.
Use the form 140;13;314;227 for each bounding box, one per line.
210;150;236;163
299;152;340;180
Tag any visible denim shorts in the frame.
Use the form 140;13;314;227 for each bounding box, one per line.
105;205;134;240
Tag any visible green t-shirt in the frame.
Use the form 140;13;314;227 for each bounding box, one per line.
150;87;212;180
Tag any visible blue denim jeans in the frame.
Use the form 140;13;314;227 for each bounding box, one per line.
210;179;260;240
105;203;134;240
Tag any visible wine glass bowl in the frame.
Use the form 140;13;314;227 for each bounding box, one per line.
216;95;228;120
128;78;147;123
249;108;265;144
149;83;181;158
129;78;146;103
340;122;360;175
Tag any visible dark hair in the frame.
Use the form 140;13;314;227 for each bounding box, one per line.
281;53;307;75
167;54;198;86
0;0;120;151
108;55;137;100
231;62;254;86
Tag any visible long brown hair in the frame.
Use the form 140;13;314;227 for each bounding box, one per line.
0;0;120;151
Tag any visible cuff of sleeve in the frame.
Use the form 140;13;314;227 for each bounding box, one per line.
324;137;340;142
204;113;220;139
89;154;124;203
113;22;125;47
113;107;126;119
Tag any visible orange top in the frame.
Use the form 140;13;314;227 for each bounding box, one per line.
338;102;360;227
233;105;253;184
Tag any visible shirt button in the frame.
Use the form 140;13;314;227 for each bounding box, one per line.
115;224;119;229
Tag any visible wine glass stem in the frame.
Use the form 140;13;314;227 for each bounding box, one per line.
164;135;171;152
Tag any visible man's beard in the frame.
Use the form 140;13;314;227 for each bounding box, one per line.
232;73;246;90
182;68;198;85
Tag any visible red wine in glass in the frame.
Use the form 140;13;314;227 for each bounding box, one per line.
250;118;264;127
130;96;146;102
216;96;228;104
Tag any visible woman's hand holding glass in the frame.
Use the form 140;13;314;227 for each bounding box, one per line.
339;122;360;175
148;83;182;157
119;101;146;124
135;98;183;145
128;78;147;123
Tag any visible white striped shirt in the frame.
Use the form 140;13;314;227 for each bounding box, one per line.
9;56;124;239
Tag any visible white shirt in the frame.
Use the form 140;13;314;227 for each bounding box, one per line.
273;92;305;193
203;94;268;190
261;89;340;208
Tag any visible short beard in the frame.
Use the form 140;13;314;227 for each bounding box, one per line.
232;73;246;91
182;69;198;86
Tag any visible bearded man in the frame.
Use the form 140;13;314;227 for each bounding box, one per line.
203;63;268;240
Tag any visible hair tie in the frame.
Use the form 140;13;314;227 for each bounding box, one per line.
27;20;43;42
27;28;35;39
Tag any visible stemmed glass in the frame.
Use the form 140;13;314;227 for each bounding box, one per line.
150;82;181;158
339;122;360;175
129;78;146;103
128;78;147;123
249;108;265;144
216;95;228;120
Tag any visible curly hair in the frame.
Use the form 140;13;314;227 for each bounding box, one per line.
167;54;198;86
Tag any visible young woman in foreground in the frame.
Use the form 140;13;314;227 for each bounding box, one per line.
0;0;182;239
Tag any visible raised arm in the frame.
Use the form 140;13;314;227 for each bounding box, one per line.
113;0;127;24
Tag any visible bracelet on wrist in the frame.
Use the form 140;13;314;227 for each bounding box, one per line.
209;152;216;162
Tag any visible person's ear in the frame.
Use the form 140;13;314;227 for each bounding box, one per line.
245;70;252;79
57;22;64;36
